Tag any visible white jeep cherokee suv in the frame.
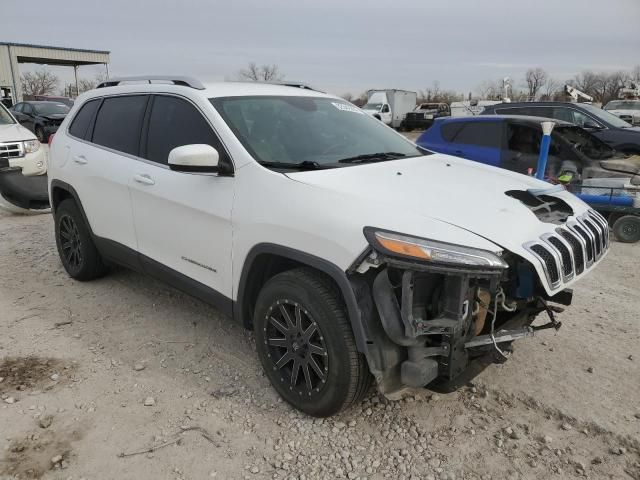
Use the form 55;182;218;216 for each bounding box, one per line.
48;76;609;416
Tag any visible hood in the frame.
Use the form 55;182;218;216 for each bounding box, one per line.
0;123;37;142
286;154;595;295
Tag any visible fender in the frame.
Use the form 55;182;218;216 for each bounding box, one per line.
235;243;370;353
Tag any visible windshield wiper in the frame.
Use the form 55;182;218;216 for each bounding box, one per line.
258;160;333;170
338;152;407;164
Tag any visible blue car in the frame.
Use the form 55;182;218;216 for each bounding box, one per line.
415;115;639;179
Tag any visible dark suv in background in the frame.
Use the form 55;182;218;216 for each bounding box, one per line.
481;102;640;154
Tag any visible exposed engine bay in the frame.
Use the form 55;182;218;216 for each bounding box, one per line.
350;249;567;396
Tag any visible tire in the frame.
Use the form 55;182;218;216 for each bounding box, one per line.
254;268;371;416
54;199;108;280
612;215;640;243
35;126;45;143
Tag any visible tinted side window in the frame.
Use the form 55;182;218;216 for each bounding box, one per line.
145;96;226;165
441;122;465;142
453;122;502;147
92;96;148;155
68;99;100;140
12;103;23;113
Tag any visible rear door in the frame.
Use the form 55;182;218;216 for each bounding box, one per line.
129;94;234;298
445;120;504;166
65;95;144;253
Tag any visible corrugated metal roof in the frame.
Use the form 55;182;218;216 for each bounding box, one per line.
0;42;110;55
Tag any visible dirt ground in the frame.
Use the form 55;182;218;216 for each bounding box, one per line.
0;208;639;480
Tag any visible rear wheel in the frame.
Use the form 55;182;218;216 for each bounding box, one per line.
612;215;640;243
254;268;371;416
54;199;108;280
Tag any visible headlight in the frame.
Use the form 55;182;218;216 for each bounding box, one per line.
364;228;508;269
23;139;41;154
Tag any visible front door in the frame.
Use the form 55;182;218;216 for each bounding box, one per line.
128;94;234;298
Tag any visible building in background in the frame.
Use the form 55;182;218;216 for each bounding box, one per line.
0;42;110;106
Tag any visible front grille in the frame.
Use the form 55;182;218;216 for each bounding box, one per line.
0;142;23;169
558;229;585;275
530;244;560;285
525;210;609;291
547;236;573;277
620;115;633;123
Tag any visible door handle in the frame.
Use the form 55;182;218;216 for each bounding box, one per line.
73;155;87;165
133;173;155;186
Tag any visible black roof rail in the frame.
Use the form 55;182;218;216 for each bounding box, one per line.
271;81;323;93
96;76;205;90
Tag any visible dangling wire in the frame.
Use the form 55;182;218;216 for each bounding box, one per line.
489;288;510;359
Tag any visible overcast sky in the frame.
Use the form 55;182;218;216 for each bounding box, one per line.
4;0;640;96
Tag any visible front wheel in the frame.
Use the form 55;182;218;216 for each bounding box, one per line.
254;268;371;416
35;126;46;143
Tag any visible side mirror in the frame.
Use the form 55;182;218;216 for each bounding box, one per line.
168;144;219;173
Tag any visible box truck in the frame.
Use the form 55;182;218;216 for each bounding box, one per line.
362;89;417;128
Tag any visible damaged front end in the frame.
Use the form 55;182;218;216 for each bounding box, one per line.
349;227;568;397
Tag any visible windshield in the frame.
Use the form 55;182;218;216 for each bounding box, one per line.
33;103;70;115
0;103;15;125
604;100;640;111
362;103;382;111
211;96;425;168
579;104;632;128
554;125;616;160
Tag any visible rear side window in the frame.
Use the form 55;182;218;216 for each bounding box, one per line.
92;96;148;156
441;122;466;142
144;95;226;165
68;99;100;140
452;122;502;147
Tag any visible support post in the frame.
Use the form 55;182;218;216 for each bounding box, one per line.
73;65;79;98
536;121;555;180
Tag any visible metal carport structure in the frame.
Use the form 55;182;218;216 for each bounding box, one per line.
0;42;110;104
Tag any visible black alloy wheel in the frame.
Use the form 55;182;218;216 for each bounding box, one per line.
254;268;371;416
59;214;83;270
54;198;108;280
263;300;329;397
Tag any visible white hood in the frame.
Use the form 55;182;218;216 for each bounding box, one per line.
286;154;597;295
0;123;36;143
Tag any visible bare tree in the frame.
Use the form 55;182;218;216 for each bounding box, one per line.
237;62;284;82
476;79;503;100
540;77;561;101
525;68;548;100
20;69;59;97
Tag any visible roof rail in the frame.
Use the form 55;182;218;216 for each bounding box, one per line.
96;76;205;90
272;81;323;93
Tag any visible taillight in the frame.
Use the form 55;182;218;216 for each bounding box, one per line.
48;133;54;146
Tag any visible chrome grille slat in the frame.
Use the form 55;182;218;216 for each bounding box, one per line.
524;210;608;292
557;228;585;275
545;234;574;280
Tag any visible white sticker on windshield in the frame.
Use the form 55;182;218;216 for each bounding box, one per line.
331;102;364;114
